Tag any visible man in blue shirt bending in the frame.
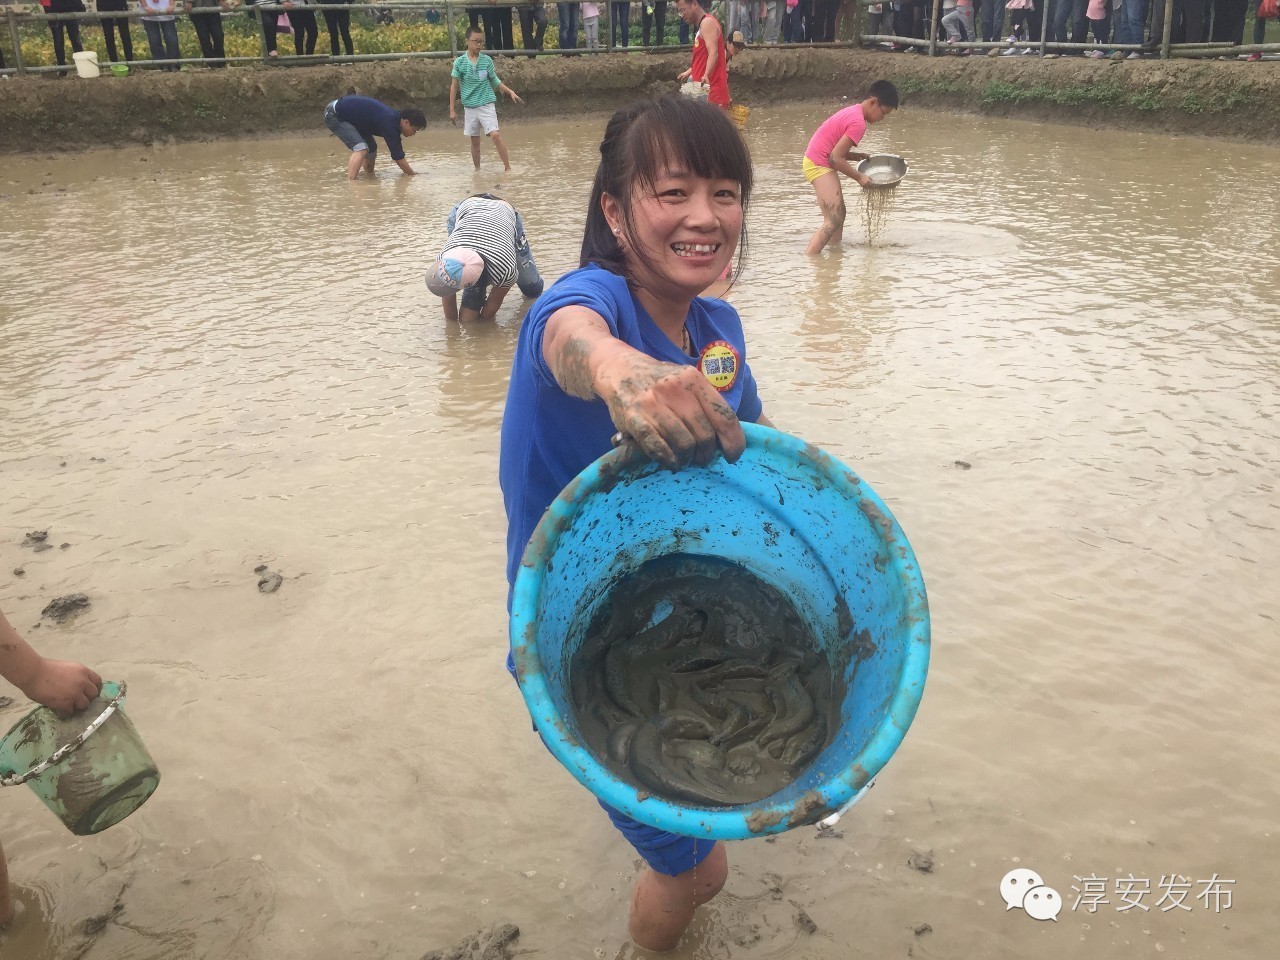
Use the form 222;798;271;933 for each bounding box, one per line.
323;95;426;181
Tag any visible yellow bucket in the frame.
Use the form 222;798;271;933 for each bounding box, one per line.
729;104;750;131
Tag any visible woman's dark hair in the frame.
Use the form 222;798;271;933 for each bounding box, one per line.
580;96;753;283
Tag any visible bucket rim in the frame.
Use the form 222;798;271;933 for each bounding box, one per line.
0;680;126;787
509;424;930;840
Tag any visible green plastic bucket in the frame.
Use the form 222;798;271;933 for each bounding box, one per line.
0;681;160;835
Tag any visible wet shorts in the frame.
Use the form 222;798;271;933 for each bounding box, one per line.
463;103;500;137
324;100;374;155
505;648;714;878
599;800;717;876
802;156;834;183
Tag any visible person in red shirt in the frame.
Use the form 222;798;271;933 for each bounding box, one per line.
675;0;730;109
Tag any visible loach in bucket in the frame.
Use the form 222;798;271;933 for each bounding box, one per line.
511;423;929;841
0;681;160;836
71;50;100;78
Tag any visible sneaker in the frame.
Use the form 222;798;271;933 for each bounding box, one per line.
1000;46;1019;55
1126;51;1142;59
1020;47;1037;55
1247;52;1262;61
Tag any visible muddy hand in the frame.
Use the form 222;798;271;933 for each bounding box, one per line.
598;353;744;470
22;658;103;717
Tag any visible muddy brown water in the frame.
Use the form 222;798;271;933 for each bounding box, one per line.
2;108;1279;960
571;555;844;807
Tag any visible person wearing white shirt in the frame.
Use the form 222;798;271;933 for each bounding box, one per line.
139;0;180;70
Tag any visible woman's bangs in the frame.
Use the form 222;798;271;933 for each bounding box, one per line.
629;104;753;201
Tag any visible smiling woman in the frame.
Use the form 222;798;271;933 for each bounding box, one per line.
499;95;766;952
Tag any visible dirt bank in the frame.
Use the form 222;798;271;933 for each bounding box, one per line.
1;48;1277;152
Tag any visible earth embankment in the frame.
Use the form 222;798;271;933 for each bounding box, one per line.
1;48;1276;152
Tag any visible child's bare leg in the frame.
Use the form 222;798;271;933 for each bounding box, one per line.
0;840;13;927
628;842;727;951
470;136;482;170
362;152;376;177
806;172;846;255
490;131;511;171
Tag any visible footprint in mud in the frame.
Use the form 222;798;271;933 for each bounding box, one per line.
21;531;53;553
42;594;91;623
253;565;284;594
906;849;935;873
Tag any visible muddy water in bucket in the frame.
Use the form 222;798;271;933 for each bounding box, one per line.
570;555;848;807
0;681;160;836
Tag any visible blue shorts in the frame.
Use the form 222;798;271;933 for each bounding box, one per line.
506;648;715;877
599;799;717;876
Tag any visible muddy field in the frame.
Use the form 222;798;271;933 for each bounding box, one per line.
0;48;1277;152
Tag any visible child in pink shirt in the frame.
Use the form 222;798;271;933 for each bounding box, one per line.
582;1;601;48
942;0;975;48
802;79;898;255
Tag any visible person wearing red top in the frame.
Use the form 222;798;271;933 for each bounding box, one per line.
676;0;730;109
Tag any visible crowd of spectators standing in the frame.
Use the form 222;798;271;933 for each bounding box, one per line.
867;0;1273;57
456;0;865;51
2;0;1270;72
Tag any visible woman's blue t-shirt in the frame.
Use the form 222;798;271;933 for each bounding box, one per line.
499;264;762;594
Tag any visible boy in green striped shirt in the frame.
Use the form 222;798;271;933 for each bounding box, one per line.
449;26;524;171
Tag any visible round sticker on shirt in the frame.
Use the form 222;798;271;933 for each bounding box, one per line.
699;340;740;392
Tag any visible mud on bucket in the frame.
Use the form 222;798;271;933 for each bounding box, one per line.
510;424;929;841
0;681;160;836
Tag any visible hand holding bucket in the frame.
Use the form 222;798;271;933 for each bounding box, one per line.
510;424;930;840
0;681;160;836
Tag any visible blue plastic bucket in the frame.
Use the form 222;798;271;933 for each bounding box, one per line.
510;424;929;840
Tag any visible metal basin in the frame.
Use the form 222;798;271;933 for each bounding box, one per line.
857;154;909;188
